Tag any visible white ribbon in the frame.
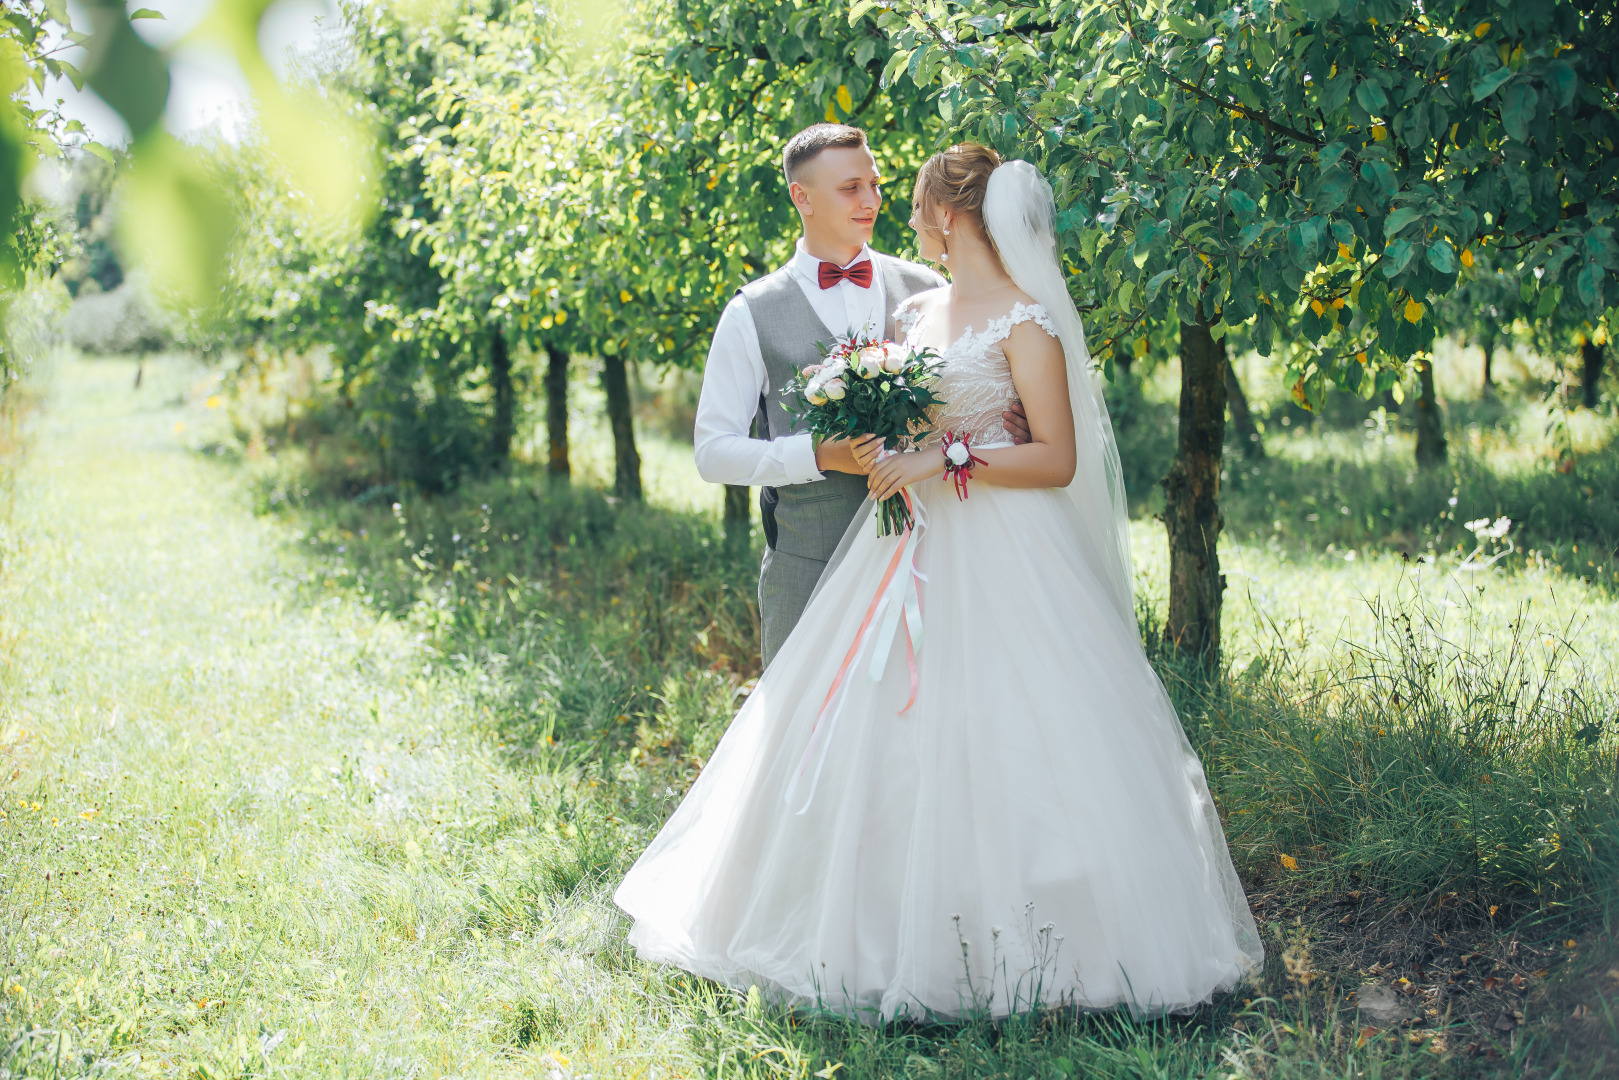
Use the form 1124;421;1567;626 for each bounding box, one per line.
783;489;929;816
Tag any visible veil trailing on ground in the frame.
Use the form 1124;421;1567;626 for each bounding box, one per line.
982;160;1135;625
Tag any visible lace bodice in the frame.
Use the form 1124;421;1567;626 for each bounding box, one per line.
896;300;1059;449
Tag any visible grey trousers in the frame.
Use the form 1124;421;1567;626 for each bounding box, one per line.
758;546;829;669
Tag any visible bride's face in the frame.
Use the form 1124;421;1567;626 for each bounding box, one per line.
908;191;949;264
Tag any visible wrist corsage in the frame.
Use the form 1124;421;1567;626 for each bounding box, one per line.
941;431;987;500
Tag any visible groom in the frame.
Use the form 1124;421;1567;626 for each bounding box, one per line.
693;124;1027;667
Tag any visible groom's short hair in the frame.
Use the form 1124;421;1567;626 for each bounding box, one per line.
783;124;869;184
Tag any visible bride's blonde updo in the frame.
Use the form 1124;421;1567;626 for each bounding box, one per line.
913;142;1003;229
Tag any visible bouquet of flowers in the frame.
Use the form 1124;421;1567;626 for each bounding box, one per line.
783;336;945;536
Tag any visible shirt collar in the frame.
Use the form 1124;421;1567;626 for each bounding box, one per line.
791;238;876;286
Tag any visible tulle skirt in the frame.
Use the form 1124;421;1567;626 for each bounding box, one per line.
614;478;1264;1023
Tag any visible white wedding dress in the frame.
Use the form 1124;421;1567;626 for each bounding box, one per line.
615;163;1263;1023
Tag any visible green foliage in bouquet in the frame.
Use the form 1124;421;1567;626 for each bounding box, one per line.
782;338;945;535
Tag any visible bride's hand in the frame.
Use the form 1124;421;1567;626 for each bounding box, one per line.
868;448;946;502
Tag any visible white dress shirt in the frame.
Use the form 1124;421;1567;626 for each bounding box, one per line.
694;241;942;488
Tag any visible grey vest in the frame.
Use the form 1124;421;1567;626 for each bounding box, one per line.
739;253;940;560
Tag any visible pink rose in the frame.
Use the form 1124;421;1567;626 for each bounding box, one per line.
823;377;847;401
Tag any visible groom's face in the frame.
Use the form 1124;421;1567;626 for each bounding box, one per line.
791;146;883;251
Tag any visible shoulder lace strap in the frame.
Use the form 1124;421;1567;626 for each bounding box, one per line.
893;296;926;338
983;302;1059;345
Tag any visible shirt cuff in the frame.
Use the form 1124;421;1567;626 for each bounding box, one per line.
782;432;824;485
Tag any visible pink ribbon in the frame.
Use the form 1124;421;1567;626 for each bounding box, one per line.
784;489;926;814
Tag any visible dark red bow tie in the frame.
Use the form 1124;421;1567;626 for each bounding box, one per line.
817;259;874;290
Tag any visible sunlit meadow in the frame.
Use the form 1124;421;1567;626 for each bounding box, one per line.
1;352;1615;1079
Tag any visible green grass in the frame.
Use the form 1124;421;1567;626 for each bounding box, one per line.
1;353;1616;1078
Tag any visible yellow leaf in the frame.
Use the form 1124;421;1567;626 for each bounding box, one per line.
1332;296;1345;309
539;316;553;329
1280;854;1301;871
1474;21;1491;38
1450;122;1460;144
836;84;853;113
825;100;837;123
1391;381;1405;404
1371;124;1388;141
1310;298;1325;316
1133;337;1148;357
1356;351;1368;364
706;173;719;190
620;290;633;304
555;310;567;324
1338;241;1353;260
1510;44;1524;66
1489;904;1499;916
1404;297;1424;323
1460;247;1474;267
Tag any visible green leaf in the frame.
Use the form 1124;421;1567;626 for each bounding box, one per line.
1313;166;1353;213
1545;59;1577;109
1237;222;1265;250
84;141;115;163
1354;79;1387;114
1575;260;1604;310
128;7;165;18
1360;160;1396;202
1383;206;1422;238
1470;66;1514;102
1381;239;1416;278
1164;14;1204;39
848;0;881;24
1500;82;1538;143
1145;267;1177;302
1224;188;1258;222
1426;239;1456;274
1286;219;1322;271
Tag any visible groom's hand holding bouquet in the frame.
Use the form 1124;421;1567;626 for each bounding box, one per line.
784;338;944;536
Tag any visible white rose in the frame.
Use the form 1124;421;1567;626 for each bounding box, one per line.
856;345;887;378
801;363;823;377
945;442;972;466
823;377;847;401
880;342;909;373
807;387;828;406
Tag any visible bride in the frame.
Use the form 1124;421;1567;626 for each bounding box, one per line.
614;144;1263;1023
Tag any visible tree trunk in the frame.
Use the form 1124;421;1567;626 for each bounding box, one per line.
1414;360;1447;468
1162;311;1227;671
489;327;514;465
1480;334;1495;392
601;354;642;500
1581;339;1605;409
723;484;750;543
543;343;569;484
1224;359;1265;459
